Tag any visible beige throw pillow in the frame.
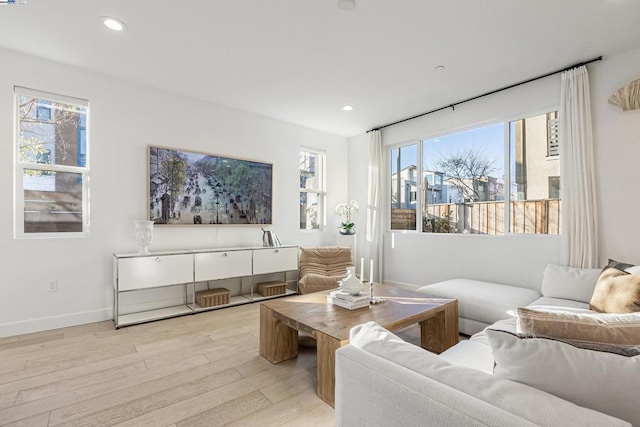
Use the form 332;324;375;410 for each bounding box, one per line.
590;267;640;313
517;307;640;345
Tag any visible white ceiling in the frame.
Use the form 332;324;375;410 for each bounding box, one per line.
1;0;639;137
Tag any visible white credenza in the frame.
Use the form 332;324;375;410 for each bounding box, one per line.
113;246;298;328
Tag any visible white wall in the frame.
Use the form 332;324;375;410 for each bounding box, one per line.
346;133;370;268
0;48;348;337
590;48;640;265
348;47;640;291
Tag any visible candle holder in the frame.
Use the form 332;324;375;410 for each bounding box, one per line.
369;281;385;305
368;259;384;304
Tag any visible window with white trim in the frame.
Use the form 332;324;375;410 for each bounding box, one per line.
14;87;90;238
299;148;325;230
389;110;560;235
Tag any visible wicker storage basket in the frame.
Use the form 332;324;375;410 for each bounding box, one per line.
195;288;231;307
257;281;287;297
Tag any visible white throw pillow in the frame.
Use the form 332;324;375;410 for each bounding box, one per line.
486;328;640;426
540;264;601;303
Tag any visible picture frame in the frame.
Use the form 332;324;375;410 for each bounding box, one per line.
148;146;272;225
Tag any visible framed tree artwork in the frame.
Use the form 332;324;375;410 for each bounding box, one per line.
148;146;272;225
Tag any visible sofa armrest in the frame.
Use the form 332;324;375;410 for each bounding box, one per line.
335;345;537;427
336;322;631;427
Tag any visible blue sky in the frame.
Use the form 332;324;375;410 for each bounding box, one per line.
392;122;506;182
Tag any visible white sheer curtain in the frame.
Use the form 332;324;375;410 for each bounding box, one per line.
559;66;598;268
365;130;384;283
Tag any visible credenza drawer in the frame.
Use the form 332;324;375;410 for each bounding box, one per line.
252;247;298;275
117;254;193;291
194;250;252;281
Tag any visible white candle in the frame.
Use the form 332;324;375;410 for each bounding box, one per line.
360;258;365;280
370;259;374;285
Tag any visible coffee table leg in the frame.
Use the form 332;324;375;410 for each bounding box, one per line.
316;331;347;408
420;301;459;353
260;305;298;363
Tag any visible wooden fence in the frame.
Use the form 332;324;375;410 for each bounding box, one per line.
24;189;83;233
391;199;561;235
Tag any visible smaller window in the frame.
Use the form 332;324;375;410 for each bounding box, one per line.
548;176;560;199
36;100;51;121
299;148;325;230
14;87;90;238
546;112;559;157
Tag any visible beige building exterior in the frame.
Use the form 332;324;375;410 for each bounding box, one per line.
512;112;560;201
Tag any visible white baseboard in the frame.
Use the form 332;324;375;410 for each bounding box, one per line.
0;308;113;338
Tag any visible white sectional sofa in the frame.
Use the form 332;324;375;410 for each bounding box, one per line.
416;264;602;335
334;264;640;426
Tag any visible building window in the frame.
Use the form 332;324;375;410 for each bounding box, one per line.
14;87;89;238
548;176;560;199
299;148;325;230
389;110;560;235
546;111;559;157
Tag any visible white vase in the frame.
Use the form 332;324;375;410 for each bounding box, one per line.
339;266;363;295
135;220;154;254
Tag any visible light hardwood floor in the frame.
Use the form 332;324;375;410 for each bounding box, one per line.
0;303;335;426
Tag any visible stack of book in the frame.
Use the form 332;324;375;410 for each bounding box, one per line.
327;290;370;310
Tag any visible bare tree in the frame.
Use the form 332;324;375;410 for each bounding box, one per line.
19;98;84;166
435;148;496;201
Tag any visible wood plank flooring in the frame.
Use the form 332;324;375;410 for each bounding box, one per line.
0;303;334;426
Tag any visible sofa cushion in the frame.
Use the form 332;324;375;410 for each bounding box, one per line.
438;339;494;374
470;318;518;346
486;328;640;426
590;266;640;313
517;306;640;345
348;321;630;426
540;264;601;304
418;279;540;326
298;273;343;289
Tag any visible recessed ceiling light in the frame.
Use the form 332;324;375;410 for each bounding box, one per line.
337;0;356;11
99;16;127;32
342;105;353;111
434;65;446;71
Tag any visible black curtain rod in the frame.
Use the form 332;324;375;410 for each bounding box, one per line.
366;55;603;133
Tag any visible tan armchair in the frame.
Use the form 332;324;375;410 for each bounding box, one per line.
298;246;353;294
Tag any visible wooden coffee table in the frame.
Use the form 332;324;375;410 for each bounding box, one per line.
259;284;458;407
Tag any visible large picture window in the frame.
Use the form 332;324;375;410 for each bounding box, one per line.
389;111;560;235
14;87;89;238
299;148;325;230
